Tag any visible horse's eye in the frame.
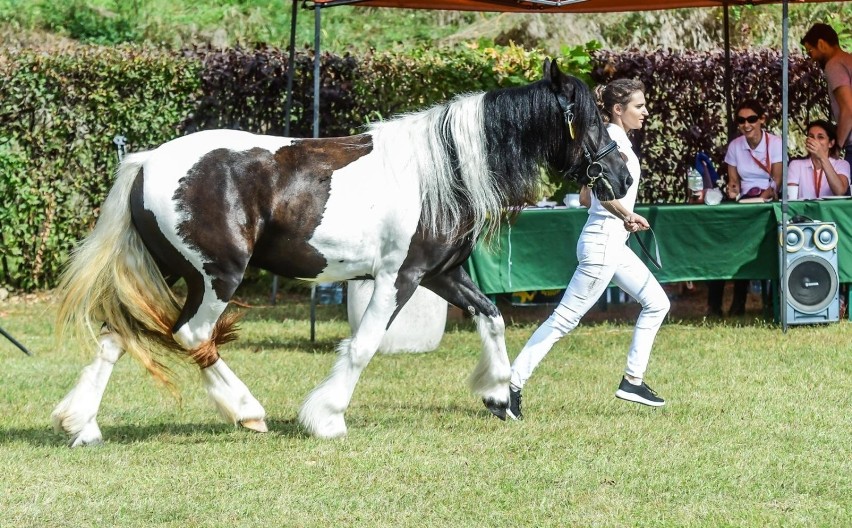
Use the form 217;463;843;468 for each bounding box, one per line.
620;152;628;162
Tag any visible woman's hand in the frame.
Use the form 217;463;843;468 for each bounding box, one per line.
599;200;649;231
806;136;831;166
623;212;650;232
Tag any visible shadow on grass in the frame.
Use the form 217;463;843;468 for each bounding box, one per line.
237;336;341;354
1;419;309;447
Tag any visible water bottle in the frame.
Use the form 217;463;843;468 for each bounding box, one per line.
687;168;703;192
687;168;703;203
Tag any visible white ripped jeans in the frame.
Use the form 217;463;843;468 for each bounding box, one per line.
510;216;670;389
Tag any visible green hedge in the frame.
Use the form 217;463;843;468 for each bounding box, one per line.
0;46;199;290
0;41;830;291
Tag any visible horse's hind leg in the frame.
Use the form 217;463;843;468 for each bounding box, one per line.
174;279;267;433
198;356;267;433
52;326;125;447
299;274;413;439
421;267;510;419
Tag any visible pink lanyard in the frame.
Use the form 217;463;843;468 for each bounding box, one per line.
813;163;824;195
748;132;772;176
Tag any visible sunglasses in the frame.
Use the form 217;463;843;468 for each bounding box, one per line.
736;115;761;125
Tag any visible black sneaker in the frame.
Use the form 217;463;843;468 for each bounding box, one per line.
615;377;665;407
507;387;523;420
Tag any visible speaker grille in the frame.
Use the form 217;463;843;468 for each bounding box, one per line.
786;255;838;314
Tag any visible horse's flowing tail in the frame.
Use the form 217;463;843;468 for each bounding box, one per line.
56;153;183;388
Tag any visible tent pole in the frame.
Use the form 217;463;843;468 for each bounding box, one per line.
780;0;790;332
310;2;323;342
313;6;321;140
271;0;300;305
284;0;298;137
724;4;734;141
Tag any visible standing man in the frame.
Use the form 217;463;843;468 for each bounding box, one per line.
802;23;852;164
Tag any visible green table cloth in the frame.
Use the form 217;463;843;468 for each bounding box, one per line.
467;200;852;295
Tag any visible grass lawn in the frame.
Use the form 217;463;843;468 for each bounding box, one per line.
0;292;849;527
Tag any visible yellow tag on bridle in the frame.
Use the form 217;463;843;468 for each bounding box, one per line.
568;121;575;140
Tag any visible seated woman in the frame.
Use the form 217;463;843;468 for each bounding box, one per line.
788;119;851;199
709;99;783;317
724;99;783;201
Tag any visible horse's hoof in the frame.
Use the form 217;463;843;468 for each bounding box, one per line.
67;422;104;447
239;418;268;433
482;398;507;420
69;436;104;448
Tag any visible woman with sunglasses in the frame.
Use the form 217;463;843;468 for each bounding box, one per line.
724;99;783;201
787;119;850;199
506;79;670;420
708;99;783;317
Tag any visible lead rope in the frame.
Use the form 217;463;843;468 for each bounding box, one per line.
631;227;662;270
507;222;513;290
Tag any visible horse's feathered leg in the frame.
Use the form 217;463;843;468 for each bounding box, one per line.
421;267;510;419
128;169;269;435
172;279;267;433
299;273;417;438
51;327;125;447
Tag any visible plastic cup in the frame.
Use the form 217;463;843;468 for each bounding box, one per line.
787;185;799;201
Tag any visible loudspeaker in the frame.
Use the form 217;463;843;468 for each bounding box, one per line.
778;222;840;324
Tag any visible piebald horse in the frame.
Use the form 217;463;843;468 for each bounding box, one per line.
52;60;631;445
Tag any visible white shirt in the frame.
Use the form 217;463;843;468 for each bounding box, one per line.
587;123;640;220
724;131;783;196
788;157;851;198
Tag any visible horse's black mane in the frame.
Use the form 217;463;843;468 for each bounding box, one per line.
365;72;598;243
481;74;596;208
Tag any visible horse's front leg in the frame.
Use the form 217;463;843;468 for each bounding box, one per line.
299;275;412;439
422;267;510;419
52;326;125;447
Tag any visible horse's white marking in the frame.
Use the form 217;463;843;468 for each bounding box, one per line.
172;297;229;350
299;271;401;438
52;332;125;447
143;130;292;285
469;314;510;403
307;138;423;281
200;358;266;426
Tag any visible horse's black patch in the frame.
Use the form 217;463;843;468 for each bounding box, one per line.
130;168;207;332
169;135;372;303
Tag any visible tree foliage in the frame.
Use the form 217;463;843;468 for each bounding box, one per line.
0;46;199;289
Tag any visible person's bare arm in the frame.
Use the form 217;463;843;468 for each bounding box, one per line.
579;186;591;208
833;84;852;150
599;200;649;232
727;165;741;200
807;136;850;195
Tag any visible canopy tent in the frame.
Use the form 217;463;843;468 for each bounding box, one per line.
308;0;836;12
284;0;842;331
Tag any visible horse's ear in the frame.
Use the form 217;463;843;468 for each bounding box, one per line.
543;58;567;91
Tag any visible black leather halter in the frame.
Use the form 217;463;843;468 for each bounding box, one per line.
557;94;619;200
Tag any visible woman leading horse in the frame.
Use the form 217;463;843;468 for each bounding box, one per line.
52;60;631;445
